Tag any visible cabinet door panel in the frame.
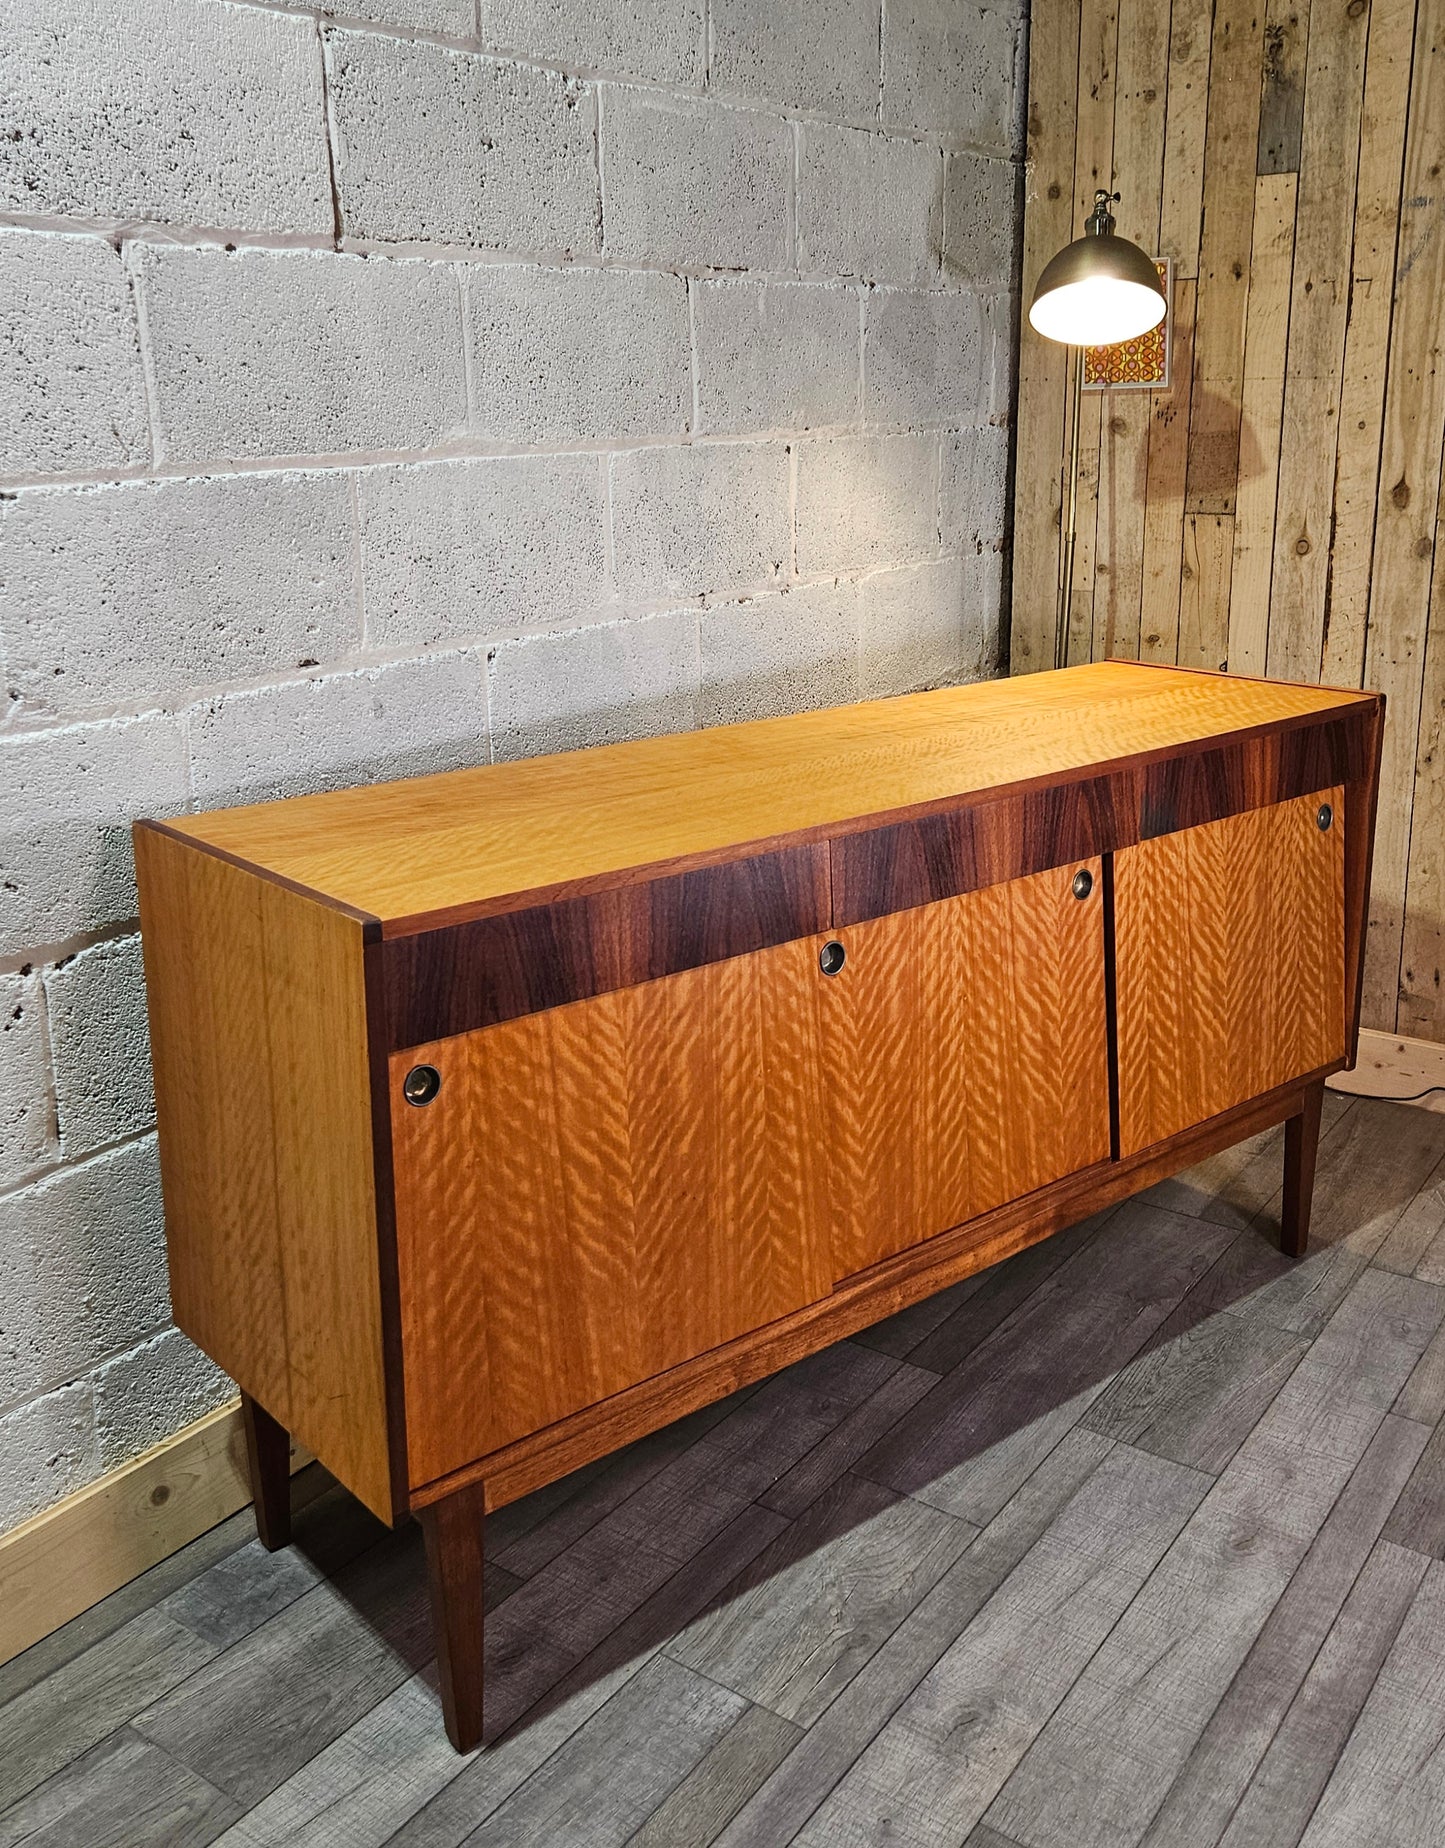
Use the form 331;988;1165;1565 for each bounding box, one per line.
821;859;1111;1277
391;938;833;1486
1115;785;1346;1156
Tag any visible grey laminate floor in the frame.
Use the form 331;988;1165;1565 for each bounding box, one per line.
7;1093;1445;1847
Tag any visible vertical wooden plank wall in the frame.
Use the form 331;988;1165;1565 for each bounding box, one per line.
1012;0;1445;1043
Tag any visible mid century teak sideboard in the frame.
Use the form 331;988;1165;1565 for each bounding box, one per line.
134;660;1383;1752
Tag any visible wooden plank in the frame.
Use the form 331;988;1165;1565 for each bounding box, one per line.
1320;0;1416;686
790;1446;1211;1847
855;1199;1236;1526
1329;1026;1445;1112
1136;1411;1429;1848
1394;1309;1445;1423
712;1429;1118;1848
132;1530;435;1809
757;1362;940;1521
1157;6;1213;279
1115;788;1347;1152
134;828;395;1522
473;1346;877;1737
1265;0;1371;681
1094;392;1153;661
465;1655;746;1848
490;1386;772;1582
1081;1309;1311;1474
670;1472;973;1725
1219;1539;1429;1848
0;1726;240;1848
626;1704;803;1848
1360;0;1445;1034
1139;277;1198;662
1256;0;1310;173
1184;0;1265;522
1179;510;1236;673
0;1399;309;1669
1399;518;1445;1039
850;1275;987;1361
1067;0;1113;674
1295;1556;1445;1846
1092;0;1171;662
1372;1149;1445;1275
905;1211;1109;1375
1382;1416;1445;1557
983;1267;1445;1848
1228;172;1298;676
1010;0;1082;672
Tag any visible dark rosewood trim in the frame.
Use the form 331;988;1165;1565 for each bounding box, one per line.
408;1062;1341;1517
831;772;1138;926
1138;711;1371;839
1343;695;1385;1058
829;711;1375;926
364;935;411;1526
239;1393;292;1551
1102;851;1121;1160
381;842;829;1053
419;1482;487;1753
1281;1078;1325;1259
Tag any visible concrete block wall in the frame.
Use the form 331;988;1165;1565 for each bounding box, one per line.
0;0;1026;1534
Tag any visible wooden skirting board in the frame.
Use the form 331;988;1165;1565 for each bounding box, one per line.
0;1397;309;1668
1329;1028;1445;1114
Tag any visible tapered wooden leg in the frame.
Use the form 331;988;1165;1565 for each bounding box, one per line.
240;1392;291;1551
419;1483;487;1753
1281;1078;1325;1259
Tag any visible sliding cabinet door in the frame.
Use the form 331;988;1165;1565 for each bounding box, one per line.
391;938;834;1485
1114;786;1346;1156
821;859;1112;1278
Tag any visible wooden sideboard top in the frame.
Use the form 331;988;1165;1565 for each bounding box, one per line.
155;661;1375;932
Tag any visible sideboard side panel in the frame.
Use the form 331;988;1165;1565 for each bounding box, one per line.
135;826;395;1521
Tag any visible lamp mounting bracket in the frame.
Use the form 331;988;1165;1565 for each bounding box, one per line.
1085;190;1121;237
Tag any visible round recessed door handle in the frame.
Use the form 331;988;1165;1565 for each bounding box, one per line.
819;940;846;976
1317;803;1333;832
1072;868;1094;900
403;1064;441;1106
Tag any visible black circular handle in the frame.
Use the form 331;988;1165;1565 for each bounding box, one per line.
1317;803;1333;832
819;940;846;976
403;1064;441;1106
1072;868;1094;900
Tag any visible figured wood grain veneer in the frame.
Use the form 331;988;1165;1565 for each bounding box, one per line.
134;826;396;1523
822;861;1111;1275
391;936;835;1485
1114;786;1347;1155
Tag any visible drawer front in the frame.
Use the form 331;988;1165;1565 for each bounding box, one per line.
821;858;1112;1278
391;935;836;1487
1114;785;1346;1156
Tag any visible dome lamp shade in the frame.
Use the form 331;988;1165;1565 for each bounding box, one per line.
1028;191;1167;347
